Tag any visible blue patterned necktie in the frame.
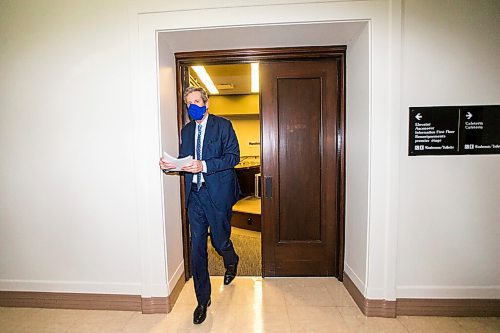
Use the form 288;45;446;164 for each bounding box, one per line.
196;123;202;190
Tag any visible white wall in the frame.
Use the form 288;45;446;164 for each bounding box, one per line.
158;41;185;289
0;0;388;299
397;0;500;298
345;22;370;294
0;0;141;293
1;0;497;303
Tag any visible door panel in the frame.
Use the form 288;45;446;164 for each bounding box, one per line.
261;60;339;277
278;78;322;242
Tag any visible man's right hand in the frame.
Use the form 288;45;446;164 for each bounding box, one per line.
159;157;176;171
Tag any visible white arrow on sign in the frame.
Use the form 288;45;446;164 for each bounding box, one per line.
466;112;473;120
415;113;422;121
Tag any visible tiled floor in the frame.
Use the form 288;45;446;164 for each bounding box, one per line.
1;277;499;332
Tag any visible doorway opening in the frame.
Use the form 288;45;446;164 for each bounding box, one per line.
191;63;262;276
175;46;346;281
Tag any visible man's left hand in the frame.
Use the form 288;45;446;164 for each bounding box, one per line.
181;160;203;173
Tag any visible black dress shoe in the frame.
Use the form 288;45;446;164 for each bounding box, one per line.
193;299;211;324
224;255;239;285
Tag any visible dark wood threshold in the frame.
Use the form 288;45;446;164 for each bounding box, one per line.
343;272;500;317
0;273;186;314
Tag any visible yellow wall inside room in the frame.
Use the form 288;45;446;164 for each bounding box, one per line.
230;117;260;157
209;94;259;116
209;95;260;158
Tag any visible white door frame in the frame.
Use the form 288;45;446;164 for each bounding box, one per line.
130;0;402;301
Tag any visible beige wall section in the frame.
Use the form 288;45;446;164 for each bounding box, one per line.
1;0;498;302
0;0;142;293
397;0;500;298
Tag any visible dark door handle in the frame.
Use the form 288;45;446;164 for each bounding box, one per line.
265;176;272;198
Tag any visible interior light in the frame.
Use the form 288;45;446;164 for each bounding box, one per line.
251;62;259;93
191;66;219;95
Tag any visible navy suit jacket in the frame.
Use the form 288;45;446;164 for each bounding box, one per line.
179;114;241;212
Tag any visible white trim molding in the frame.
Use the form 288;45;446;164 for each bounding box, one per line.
397;285;500;299
132;0;401;300
0;279;141;295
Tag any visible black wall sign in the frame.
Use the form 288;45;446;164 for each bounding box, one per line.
460;106;500;154
409;105;500;156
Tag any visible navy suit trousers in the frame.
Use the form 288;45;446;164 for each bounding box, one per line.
187;184;238;305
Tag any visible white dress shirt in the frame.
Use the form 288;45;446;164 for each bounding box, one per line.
193;114;209;184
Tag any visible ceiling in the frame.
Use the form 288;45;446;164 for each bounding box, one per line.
190;63;253;95
159;21;365;52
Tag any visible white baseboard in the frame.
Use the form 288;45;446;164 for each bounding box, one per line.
396;285;500;299
344;263;366;296
0;279;141;295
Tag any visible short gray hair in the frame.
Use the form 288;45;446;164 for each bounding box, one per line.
183;86;209;104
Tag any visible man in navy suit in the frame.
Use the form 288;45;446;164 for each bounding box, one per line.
159;87;240;324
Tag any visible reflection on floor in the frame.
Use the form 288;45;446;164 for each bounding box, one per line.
208;227;261;276
2;277;498;333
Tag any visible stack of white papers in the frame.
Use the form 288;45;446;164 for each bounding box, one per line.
162;152;193;171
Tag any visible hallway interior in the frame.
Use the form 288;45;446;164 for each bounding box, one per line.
1;277;498;332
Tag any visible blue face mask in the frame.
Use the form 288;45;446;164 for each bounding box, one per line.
188;104;206;120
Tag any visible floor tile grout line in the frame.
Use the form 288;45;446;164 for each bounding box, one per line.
451;316;474;333
396;316;412;333
60;310;83;333
321;278;357;308
117;310;138;332
332;305;353;331
56;309;83;333
283;296;294;332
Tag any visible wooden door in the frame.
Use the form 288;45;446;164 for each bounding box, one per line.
261;60;340;277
